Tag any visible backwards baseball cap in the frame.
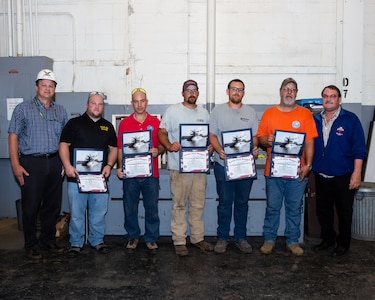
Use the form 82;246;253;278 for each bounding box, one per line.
280;77;297;90
36;69;57;84
182;79;198;92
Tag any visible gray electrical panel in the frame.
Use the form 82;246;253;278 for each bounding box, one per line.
0;56;54;158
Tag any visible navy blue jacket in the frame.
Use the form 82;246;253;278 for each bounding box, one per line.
312;108;367;177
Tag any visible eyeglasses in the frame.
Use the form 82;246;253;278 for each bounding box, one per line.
229;87;244;93
282;88;298;93
184;88;198;93
322;94;338;99
89;91;106;100
131;88;147;95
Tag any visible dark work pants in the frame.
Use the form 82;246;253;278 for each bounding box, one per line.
20;155;63;251
314;173;355;248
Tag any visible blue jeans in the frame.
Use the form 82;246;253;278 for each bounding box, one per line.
123;177;160;243
214;163;253;241
68;182;109;247
263;176;307;245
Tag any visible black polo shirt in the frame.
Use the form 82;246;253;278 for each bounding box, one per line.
60;112;117;182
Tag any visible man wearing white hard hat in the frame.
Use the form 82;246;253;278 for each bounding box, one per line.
8;69;68;259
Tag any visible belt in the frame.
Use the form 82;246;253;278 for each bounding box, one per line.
318;173;335;179
21;152;58;158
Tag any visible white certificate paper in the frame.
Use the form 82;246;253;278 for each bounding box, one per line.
225;154;256;180
77;174;108;193
123;155;152;178
180;149;209;173
270;155;300;178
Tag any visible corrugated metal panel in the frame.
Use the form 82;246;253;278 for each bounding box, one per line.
352;182;375;241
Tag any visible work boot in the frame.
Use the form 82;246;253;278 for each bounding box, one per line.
235;240;253;254
192;240;214;252
126;238;139;254
287;243;304;256
174;245;189;256
146;242;159;255
260;242;275;255
214;240;228;254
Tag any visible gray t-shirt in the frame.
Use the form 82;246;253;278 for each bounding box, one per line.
160;102;209;170
209;103;258;166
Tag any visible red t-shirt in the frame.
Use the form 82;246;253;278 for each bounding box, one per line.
117;112;161;178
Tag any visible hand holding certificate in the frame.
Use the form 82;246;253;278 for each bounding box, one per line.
121;130;153;178
74;148;108;193
270;130;305;178
221;128;257;181
179;123;210;173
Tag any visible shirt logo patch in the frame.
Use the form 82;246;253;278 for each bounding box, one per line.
336;126;344;136
292;121;300;128
100;125;109;131
147;125;154;131
240;117;250;122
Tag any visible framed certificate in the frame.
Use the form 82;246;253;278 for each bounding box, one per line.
122;130;151;155
179;123;209;148
77;174;108;193
73;148;108;193
221;128;256;181
224;153;257;181
270;154;301;179
178;123;210;173
123;154;153;178
222;128;253;155
270;130;305;178
179;149;210;173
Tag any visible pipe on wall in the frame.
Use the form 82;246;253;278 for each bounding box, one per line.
16;0;23;56
206;0;216;113
7;0;13;56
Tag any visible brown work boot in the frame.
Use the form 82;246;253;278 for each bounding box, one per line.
174;245;189;256
126;238;139;254
287;243;304;256
146;242;159;255
214;240;228;254
235;240;253;254
260;242;275;255
192;240;214;252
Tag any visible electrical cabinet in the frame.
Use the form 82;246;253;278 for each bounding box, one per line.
0;56;53;158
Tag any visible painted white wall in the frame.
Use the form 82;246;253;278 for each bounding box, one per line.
0;0;374;105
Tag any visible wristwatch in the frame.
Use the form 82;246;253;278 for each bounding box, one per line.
306;164;312;171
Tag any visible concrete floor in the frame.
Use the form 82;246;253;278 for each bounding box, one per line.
1;217;375;299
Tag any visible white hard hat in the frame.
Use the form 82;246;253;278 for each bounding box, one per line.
36;69;57;84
